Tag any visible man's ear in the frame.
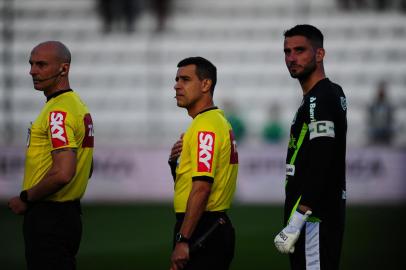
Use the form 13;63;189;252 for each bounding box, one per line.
60;63;70;76
316;48;325;63
201;79;212;94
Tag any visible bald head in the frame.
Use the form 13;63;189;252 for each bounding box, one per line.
29;41;72;93
32;41;71;64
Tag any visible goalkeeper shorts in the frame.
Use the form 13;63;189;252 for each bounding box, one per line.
289;221;344;270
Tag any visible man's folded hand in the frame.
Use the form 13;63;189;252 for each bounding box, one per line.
274;210;312;254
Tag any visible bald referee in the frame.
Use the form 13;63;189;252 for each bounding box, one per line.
168;57;239;270
8;41;94;270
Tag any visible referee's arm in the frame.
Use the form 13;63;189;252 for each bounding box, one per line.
170;178;212;270
25;148;77;202
180;179;212;238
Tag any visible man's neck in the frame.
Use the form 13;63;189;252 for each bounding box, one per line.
43;81;70;98
188;101;215;118
299;69;325;95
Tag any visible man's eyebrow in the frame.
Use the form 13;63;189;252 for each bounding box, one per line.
29;60;47;64
177;75;191;80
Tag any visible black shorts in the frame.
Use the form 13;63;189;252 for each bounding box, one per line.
173;211;235;270
289;221;344;270
23;201;82;270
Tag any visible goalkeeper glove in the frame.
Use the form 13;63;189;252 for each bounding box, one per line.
274;210;312;254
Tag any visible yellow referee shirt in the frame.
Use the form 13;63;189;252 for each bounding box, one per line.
174;108;238;213
23;90;94;202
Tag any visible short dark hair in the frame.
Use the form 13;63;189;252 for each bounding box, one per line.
284;24;324;49
177;56;217;95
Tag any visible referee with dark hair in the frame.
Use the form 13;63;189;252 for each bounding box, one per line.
168;56;239;270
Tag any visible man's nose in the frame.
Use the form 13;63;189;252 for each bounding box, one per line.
29;66;37;76
286;54;297;63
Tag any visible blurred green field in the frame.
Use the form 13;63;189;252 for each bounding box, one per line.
1;203;405;270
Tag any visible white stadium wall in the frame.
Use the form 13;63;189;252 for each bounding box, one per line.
1;145;405;204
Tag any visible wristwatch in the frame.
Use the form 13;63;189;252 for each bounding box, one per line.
19;190;30;203
175;233;190;244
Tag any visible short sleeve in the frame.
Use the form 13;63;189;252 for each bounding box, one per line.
48;110;78;149
190;129;218;179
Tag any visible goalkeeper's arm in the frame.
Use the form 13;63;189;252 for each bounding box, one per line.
274;206;312;254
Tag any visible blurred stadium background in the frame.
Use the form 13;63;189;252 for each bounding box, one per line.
1;0;405;269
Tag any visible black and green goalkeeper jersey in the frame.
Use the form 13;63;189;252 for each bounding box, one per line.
284;78;347;226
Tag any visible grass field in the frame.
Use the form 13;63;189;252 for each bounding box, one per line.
1;203;405;270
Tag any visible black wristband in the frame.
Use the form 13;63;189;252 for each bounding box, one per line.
175;233;190;244
19;190;29;203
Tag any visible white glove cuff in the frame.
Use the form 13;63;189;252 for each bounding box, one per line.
288;210;312;231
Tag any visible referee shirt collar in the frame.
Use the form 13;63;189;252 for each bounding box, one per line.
196;106;218;116
46;89;73;102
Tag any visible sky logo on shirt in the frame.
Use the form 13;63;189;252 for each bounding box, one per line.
198;131;215;172
49;111;68;148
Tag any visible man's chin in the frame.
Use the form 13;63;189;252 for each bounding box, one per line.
290;72;308;80
176;101;186;108
32;82;42;90
288;68;301;78
290;72;300;78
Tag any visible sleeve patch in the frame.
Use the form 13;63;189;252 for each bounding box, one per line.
49;111;69;148
309;120;335;140
197;131;215;173
229;130;239;164
82;113;94;148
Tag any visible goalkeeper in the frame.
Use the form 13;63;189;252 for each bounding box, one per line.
274;25;347;270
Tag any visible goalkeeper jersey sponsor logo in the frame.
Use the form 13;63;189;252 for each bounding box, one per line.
49;111;68;148
309;97;317;122
309;120;335;140
286;164;295;176
340;96;347;111
198;131;215;172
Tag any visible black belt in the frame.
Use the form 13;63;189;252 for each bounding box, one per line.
175;211;227;221
35;200;80;205
28;200;81;212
